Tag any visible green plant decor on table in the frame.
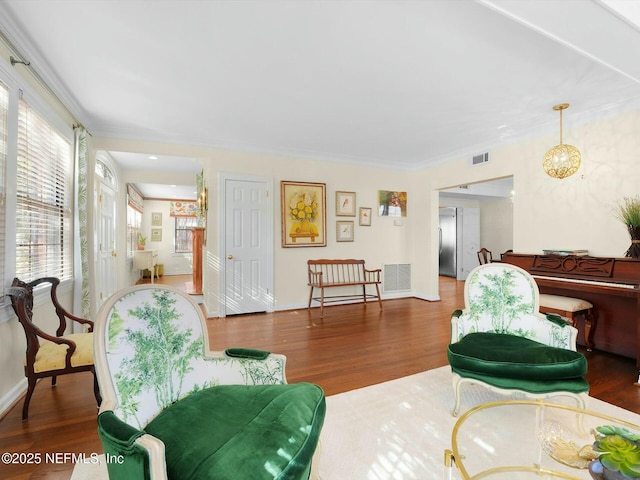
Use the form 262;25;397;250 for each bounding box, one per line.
614;196;640;259
137;232;146;250
592;425;640;479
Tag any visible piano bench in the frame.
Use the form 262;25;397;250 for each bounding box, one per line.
539;293;595;351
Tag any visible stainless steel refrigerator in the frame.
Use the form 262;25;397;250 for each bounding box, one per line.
439;207;457;277
439;206;480;280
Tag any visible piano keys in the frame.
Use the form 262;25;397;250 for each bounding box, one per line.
500;252;640;365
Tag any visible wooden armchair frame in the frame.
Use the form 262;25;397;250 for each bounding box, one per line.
8;277;101;420
476;248;493;265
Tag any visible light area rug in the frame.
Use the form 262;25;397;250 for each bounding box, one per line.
72;366;640;480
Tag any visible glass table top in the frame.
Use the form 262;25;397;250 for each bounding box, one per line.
445;399;640;480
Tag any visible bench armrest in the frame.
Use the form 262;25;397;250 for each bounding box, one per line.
308;269;323;286
364;268;381;282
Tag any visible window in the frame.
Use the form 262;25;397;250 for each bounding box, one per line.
127;205;142;255
0;82;7;297
175;216;197;253
95;158;116;187
15;99;72;282
126;183;143;257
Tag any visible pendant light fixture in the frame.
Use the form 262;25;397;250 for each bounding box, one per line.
542;103;581;179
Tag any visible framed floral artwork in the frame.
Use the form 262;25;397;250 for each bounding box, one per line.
281;181;326;247
359;207;372;226
336;191;356;216
336;221;354;242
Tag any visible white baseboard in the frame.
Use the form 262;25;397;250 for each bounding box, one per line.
413;293;441;302
0;378;26;419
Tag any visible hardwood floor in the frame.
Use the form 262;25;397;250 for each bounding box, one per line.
2;275;640;479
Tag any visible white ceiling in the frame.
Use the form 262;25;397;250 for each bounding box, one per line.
1;0;640;175
108;151;202;199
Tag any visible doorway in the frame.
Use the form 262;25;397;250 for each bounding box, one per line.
94;156;118;312
438;176;514;281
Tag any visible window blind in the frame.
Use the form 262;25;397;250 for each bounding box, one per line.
175;216;197;253
16;99;73;282
0;82;7;297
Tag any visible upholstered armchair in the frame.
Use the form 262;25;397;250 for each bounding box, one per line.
447;263;589;416
8;277;101;420
94;284;325;480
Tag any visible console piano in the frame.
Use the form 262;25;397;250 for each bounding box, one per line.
501;253;640;367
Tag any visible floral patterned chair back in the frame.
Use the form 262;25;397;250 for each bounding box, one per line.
95;285;286;430
452;263;575;349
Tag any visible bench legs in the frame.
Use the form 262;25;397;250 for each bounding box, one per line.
374;283;382;311
309;284;382;318
308;286;325;318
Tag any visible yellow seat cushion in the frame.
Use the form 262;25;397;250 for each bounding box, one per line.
539;294;592;312
27;333;94;373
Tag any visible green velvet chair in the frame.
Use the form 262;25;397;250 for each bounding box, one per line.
94;284;325;480
447;263;589;416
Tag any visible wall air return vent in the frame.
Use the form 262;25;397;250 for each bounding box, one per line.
470;152;489;167
383;264;411;292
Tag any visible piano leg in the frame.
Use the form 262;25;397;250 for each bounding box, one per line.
584;309;596;351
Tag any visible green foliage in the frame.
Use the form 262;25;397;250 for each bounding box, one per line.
137;232;147;244
115;290;203;426
236;358;283;384
594;426;640;478
468;270;533;334
108;309;124;350
614;197;640;227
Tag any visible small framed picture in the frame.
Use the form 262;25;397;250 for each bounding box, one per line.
378;190;407;217
151;228;162;242
336;221;354;242
359;207;372;226
151;212;162;226
336;191;356;217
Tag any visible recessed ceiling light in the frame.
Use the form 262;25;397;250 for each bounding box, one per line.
149;155;158;160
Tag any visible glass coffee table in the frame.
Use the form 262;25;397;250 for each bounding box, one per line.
444;399;640;479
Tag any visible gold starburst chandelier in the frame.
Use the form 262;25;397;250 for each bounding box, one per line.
542;103;581;179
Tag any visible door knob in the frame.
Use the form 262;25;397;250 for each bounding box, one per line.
227;254;234;260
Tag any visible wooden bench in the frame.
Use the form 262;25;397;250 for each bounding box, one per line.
307;259;382;317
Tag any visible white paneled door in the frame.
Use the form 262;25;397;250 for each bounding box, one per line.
96;182;117;310
223;176;273;315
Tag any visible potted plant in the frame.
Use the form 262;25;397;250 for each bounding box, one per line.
590;425;640;479
137;232;146;250
614;196;640;259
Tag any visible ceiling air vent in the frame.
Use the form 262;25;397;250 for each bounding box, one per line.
470;152;489;167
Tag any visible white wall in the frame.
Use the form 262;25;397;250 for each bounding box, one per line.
480;197;513;260
94;108;640;312
425;108;640;298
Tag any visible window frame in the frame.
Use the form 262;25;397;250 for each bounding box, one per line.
174;216;197;253
14;97;73;283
